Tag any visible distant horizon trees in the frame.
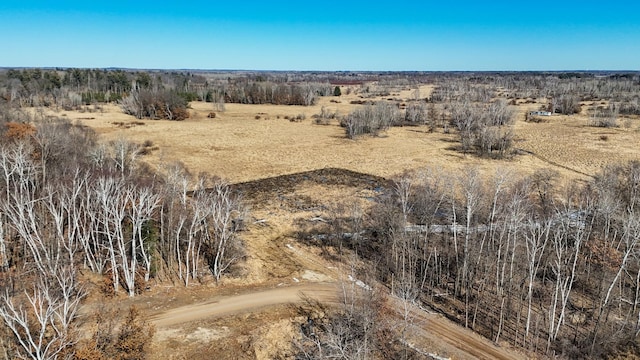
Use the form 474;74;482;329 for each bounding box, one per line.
0;68;341;119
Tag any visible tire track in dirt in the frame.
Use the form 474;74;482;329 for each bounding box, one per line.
152;282;523;359
423;316;523;360
518;148;595;179
150;283;338;328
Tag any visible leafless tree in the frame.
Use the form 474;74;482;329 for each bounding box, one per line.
0;268;85;360
523;217;550;342
127;185;160;283
589;102;619;128
342;101;399;139
181;182;210;286
404;102;427;125
208;181;243;282
118;91;142;119
110;137;140;176
590;209;640;353
547;206;587;349
93;175;127;295
459;168;483;328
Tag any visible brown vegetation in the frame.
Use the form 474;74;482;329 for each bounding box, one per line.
1;69;640;359
75;306;155;360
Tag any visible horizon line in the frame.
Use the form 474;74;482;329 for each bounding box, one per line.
0;67;639;74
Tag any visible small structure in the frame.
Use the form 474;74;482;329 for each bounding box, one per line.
529;111;552;116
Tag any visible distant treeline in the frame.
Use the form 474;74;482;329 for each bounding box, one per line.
2;68;640;118
0;68;334;109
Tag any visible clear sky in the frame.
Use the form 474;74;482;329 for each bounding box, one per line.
1;1;638;71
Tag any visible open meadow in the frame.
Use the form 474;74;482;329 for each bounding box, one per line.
44;86;638;186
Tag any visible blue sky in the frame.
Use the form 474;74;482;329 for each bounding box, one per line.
1;1;638;71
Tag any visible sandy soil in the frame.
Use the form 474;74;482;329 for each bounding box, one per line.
151;281;523;360
151;283;338;328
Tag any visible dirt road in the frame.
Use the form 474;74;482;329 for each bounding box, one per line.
152;282;523;359
151;283;338;328
422;315;523;360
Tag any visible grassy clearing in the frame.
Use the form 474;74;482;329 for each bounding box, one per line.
42;85;640;187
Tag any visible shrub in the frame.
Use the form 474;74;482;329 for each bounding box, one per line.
4;122;36;141
341;101;399;139
549;94;582;115
74;305;155;360
314;106;337;125
177;92;198;102
449;100;515;157
589;103;618;128
526;115;548;123
619;101;640;115
119;89;189;121
404;102;427;125
474;126;514;158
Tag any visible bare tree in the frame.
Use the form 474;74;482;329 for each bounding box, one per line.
342;101;399;139
523;217;551;342
127;185;160;283
459;168;483;328
590;209;640;354
182;183;209;286
110;138;140;176
3;185;65;278
0;268;85;360
208;181;243;282
118;91;142;119
547;217;585;349
93;175;127;295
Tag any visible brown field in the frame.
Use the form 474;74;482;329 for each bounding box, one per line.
49;85;640;187
44;85;640;359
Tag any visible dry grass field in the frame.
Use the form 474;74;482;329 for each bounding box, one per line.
39;85;640;359
47;85;640;187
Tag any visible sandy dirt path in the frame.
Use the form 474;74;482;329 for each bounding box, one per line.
422;316;523;360
152;282;523;359
151;283;338;328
